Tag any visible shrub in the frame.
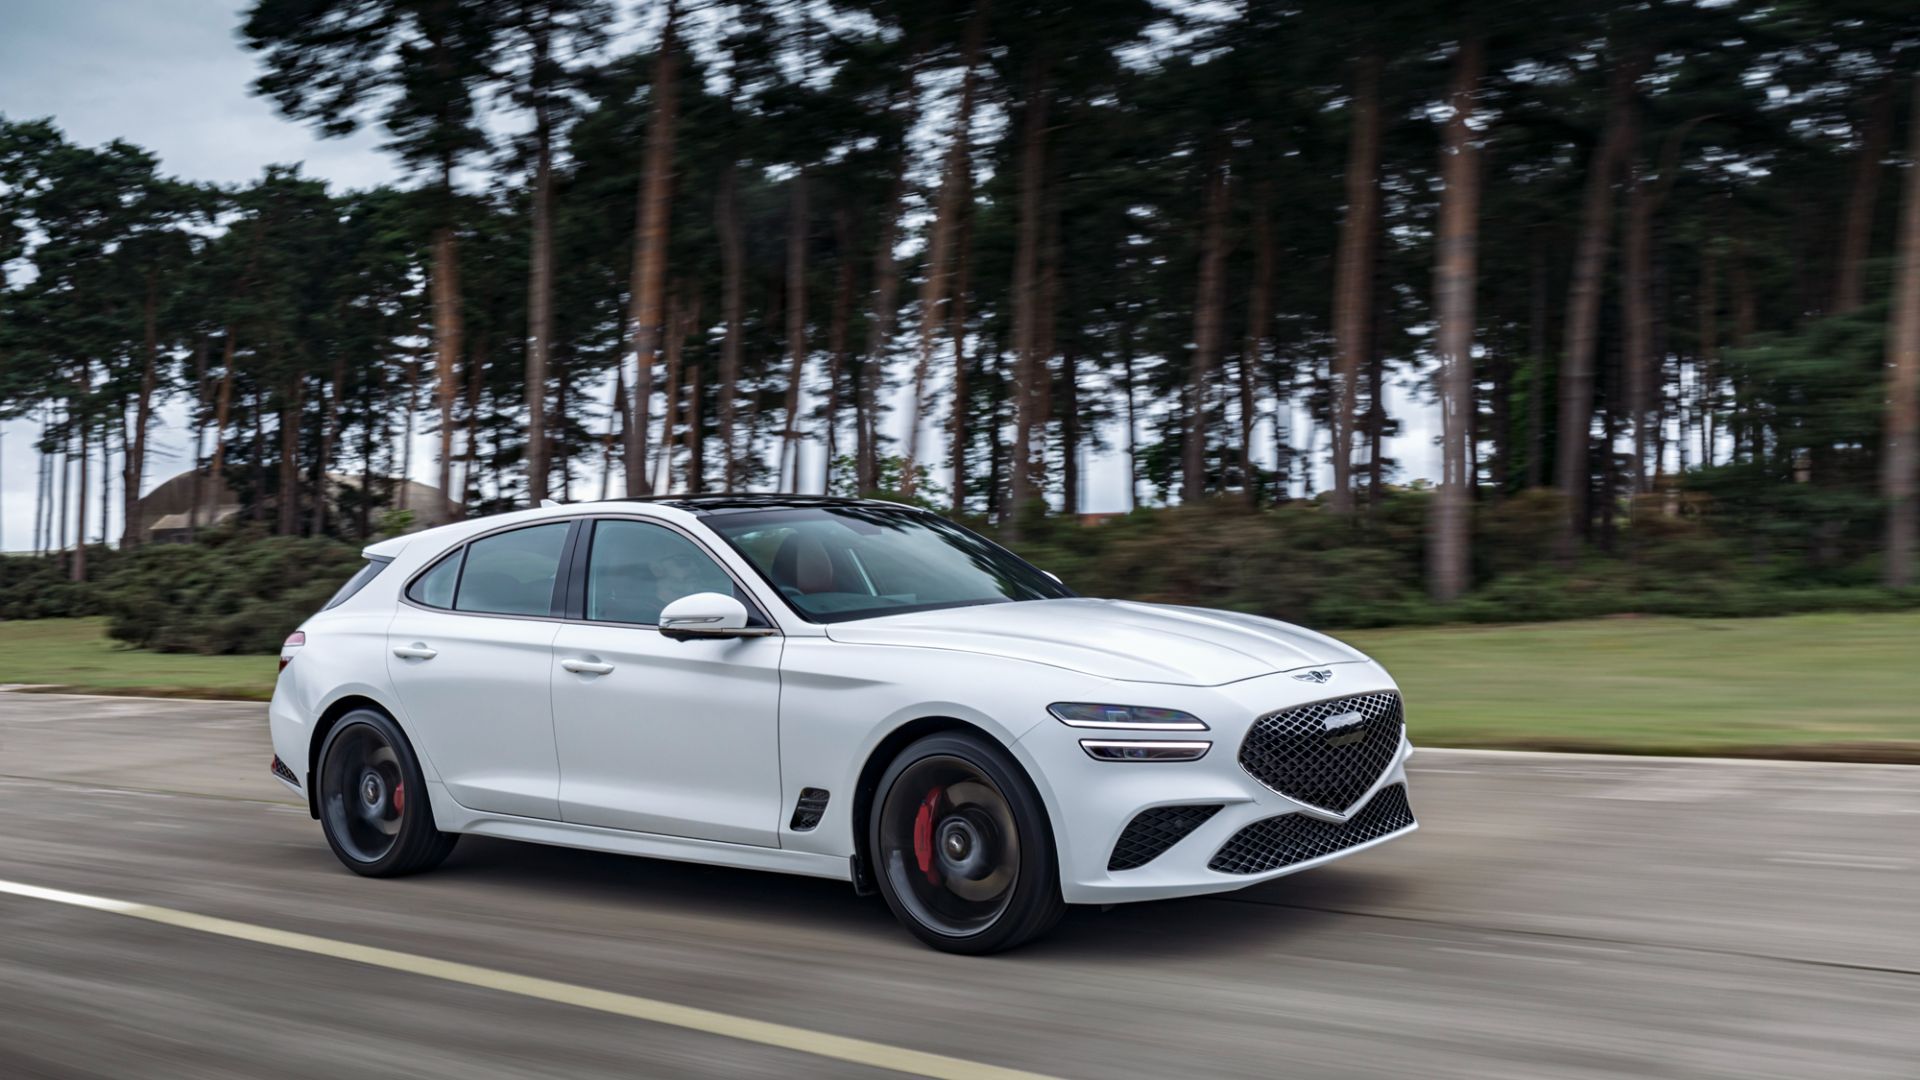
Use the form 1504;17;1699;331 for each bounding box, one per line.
97;530;363;654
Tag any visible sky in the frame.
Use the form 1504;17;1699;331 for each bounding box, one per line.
0;0;1442;552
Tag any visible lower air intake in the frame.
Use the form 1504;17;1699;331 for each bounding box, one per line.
1208;785;1414;875
1108;805;1222;871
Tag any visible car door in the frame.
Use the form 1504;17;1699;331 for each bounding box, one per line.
385;520;573;821
550;517;784;847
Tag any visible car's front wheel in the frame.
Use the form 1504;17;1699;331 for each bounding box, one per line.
870;732;1065;954
315;708;457;877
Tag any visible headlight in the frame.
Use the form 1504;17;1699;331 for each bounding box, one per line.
1047;703;1209;731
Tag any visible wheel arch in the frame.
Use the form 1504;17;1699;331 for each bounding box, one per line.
306;694;402;819
848;714;1058;894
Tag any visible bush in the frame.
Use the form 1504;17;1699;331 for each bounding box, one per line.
992;490;1920;630
0;547;114;620
97;530;363;654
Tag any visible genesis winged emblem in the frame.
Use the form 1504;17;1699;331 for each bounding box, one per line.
1292;668;1334;684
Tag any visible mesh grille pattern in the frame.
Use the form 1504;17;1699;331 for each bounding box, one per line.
1107;805;1222;871
1208;785;1414;875
1237;691;1403;812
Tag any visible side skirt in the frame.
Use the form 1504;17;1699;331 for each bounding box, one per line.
424;782;854;883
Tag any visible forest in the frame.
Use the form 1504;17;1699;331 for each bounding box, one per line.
3;0;1920;622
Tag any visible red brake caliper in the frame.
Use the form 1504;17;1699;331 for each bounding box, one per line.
392;781;406;816
912;786;944;884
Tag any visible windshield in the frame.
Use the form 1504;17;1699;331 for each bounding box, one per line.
706;505;1072;623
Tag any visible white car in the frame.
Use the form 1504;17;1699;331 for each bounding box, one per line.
269;496;1416;953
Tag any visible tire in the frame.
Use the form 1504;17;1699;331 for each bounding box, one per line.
315;708;457;877
868;732;1066;954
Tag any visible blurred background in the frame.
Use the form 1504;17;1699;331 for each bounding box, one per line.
0;0;1917;757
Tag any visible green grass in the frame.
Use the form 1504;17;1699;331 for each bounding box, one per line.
0;617;278;700
2;613;1916;758
1343;610;1920;758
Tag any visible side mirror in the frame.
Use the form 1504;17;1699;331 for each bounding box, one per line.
659;592;753;639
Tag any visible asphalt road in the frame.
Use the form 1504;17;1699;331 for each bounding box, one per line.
0;692;1914;1080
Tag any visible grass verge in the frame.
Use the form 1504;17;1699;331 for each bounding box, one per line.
0;617;275;701
1344;611;1920;760
1;613;1915;760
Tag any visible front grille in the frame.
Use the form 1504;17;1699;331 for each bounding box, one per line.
1208;784;1414;875
1108;805;1222;871
1237;691;1403;812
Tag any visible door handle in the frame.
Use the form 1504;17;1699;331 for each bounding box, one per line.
392;644;438;660
560;658;614;676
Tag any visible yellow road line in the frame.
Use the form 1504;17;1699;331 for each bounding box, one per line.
0;877;1060;1080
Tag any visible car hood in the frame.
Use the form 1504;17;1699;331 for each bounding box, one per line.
821;598;1368;686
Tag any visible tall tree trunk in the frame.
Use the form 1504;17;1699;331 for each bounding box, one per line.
1240;190;1274;505
1732;226;1760;462
1184;149;1232;504
1835;77;1896;316
316;355;345;534
601;363;625;501
1429;37;1484;603
1059;348;1080;515
718;164;745;491
657;294;690;492
624;0;681;496
779;171;809;492
209;331;238;504
1698;244;1719;468
56;421;70;558
73;389;88;583
1880;76;1920;587
684;359;704;493
1007;58;1052;526
524;4;555;503
278;376;302;535
430;217;461;520
947;179;975;514
463;340;486;508
825;209;855;494
863;150;911;493
1122;320;1140;510
1330;53;1383;514
1625;115;1712;493
1556;54;1643;553
124;274;160;546
1526;231;1549;487
904;7;985;497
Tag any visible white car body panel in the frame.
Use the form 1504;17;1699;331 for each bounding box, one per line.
387;607;564;820
552;623;784;846
269;499;1416;907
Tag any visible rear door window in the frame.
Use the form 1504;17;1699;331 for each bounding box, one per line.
454;523;571;618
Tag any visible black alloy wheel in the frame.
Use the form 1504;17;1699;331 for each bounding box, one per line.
871;733;1065;954
316;708;457;877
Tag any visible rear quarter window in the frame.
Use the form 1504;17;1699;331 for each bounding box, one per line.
323;557;393;610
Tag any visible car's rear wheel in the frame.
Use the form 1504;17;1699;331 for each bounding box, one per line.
870;732;1065;954
316;708;456;877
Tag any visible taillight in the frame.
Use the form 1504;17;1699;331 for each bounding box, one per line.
279;631;306;673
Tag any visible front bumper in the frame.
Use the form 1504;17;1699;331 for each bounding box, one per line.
1020;664;1418;904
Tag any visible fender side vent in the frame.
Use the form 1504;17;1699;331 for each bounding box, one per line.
790;788;831;831
270;756;300;786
